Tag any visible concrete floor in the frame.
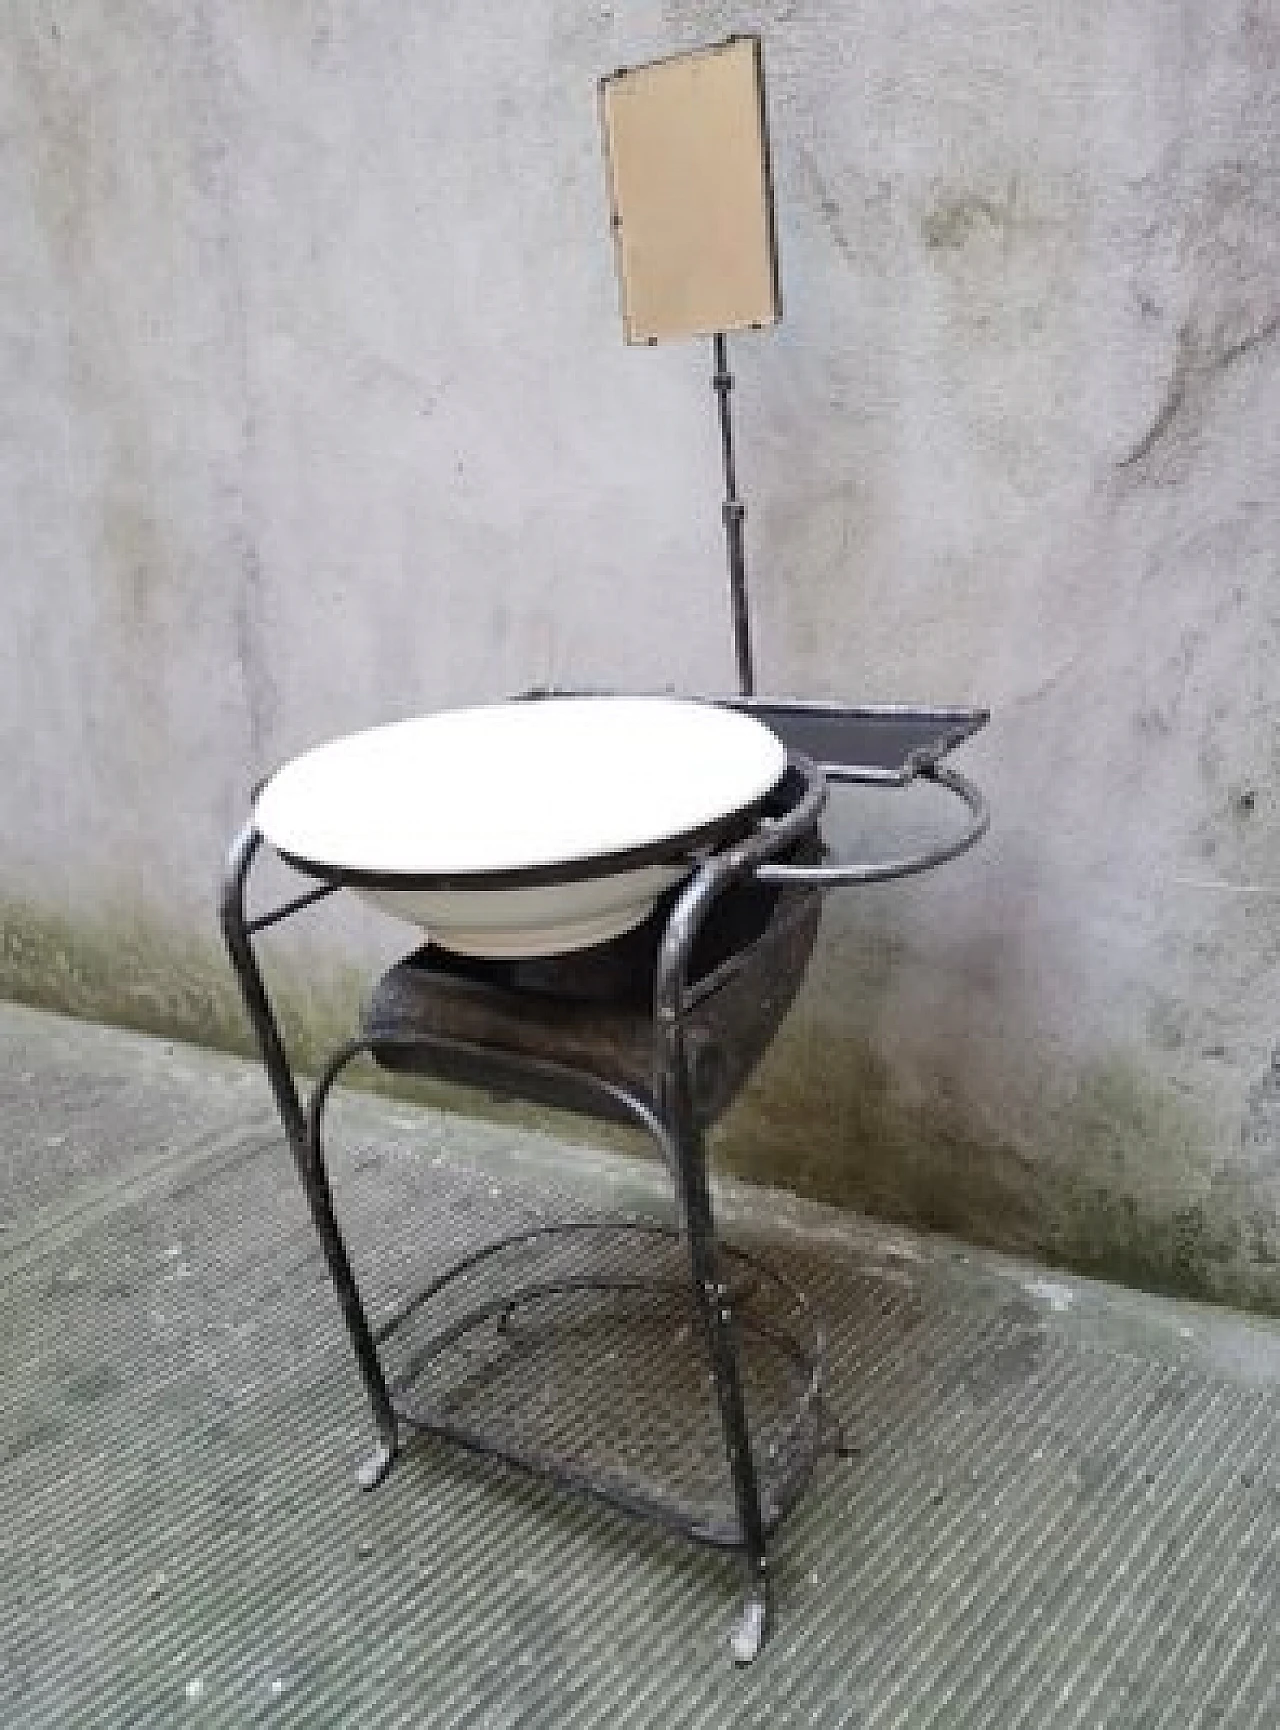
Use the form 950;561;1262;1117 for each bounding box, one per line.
2;999;1278;1729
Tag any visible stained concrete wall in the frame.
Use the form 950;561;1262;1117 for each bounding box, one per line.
3;1;1279;1309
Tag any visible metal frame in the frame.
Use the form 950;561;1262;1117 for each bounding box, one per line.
221;71;993;1650
221;754;825;1662
219;732;987;1662
757;762;989;888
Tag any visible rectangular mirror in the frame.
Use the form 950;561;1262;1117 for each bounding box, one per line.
600;36;781;344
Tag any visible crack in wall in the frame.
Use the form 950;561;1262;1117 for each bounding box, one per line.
1119;308;1280;471
799;146;858;267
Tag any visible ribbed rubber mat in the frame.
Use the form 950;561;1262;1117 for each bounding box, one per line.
1;1004;1278;1727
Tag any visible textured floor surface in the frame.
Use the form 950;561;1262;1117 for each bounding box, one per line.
2;999;1278;1729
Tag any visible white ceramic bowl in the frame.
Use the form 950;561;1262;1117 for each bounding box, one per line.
353;863;691;959
254;696;787;957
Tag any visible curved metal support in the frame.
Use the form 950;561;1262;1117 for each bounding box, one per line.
220;829;398;1468
654;757;829;1030
367;1026;680;1175
649;758;828;1663
220;824;308;1154
302;1037;401;1466
753;762;989;890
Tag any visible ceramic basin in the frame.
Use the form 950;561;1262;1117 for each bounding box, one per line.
253;696;787;957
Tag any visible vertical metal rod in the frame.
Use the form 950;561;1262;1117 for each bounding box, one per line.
713;332;756;698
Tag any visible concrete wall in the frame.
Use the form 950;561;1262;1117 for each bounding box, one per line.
3;1;1279;1309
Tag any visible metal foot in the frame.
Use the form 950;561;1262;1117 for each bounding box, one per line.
730;1582;770;1665
355;1439;397;1492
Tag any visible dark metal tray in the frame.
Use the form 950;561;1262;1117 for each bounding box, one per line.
726;700;988;784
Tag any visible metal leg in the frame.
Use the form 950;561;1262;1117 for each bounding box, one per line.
220;826;399;1481
663;1053;772;1663
355;1440;398;1492
731;1585;770;1667
304;1039;401;1479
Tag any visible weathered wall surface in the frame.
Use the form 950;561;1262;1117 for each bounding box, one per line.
3;2;1279;1308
